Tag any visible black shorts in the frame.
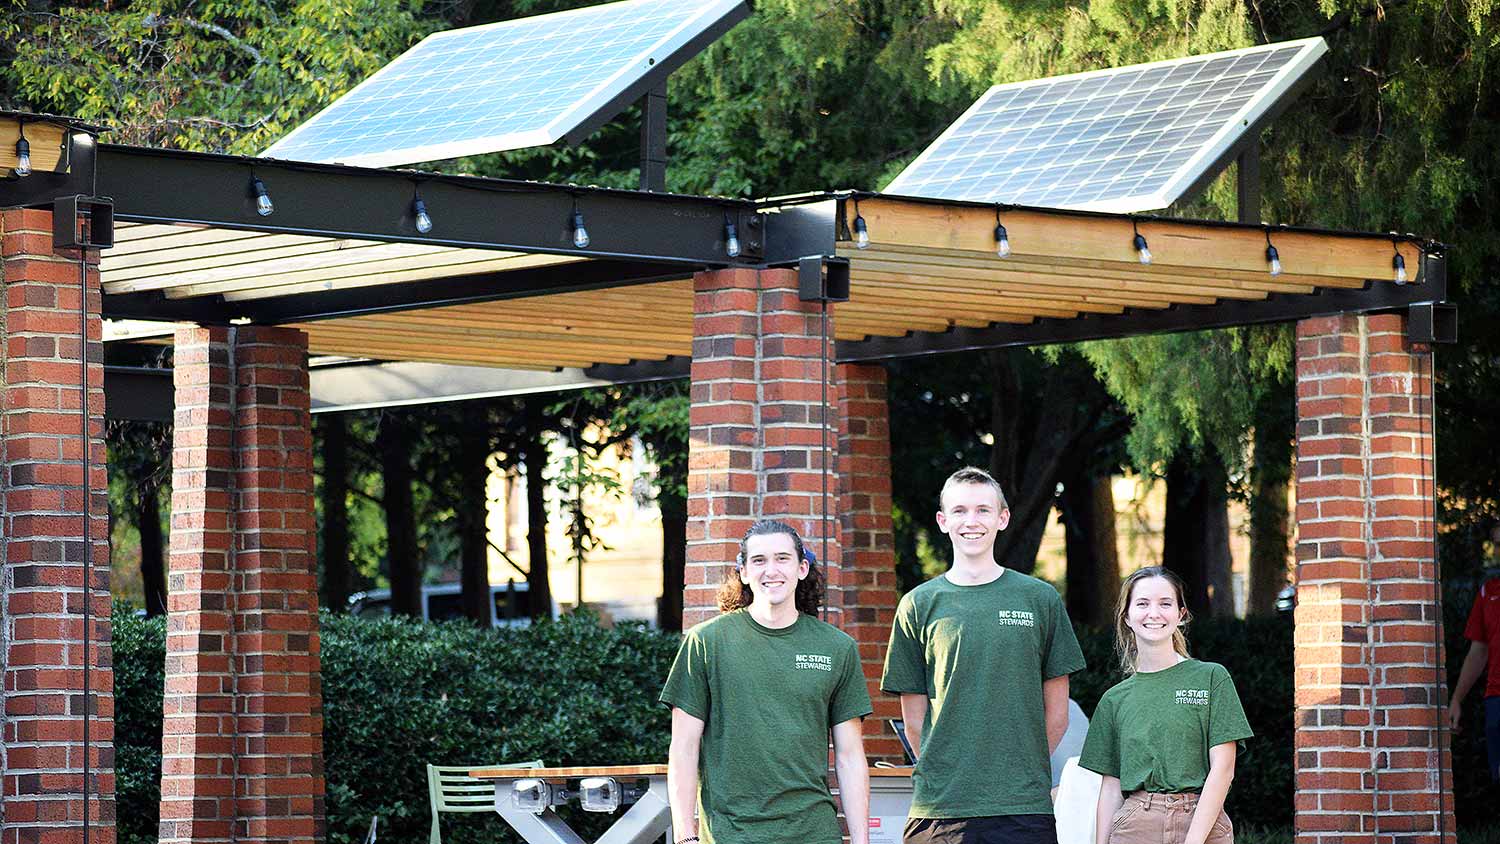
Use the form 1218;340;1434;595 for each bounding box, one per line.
903;815;1058;844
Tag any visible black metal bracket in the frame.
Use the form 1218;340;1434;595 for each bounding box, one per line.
798;255;850;303
52;194;114;249
1407;302;1457;344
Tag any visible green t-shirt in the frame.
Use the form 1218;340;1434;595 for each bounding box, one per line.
880;571;1086;818
659;610;873;844
1078;658;1254;794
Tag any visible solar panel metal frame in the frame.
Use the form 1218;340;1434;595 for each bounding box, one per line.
261;0;749;167
884;37;1328;213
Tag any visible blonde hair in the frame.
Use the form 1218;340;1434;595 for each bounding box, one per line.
1114;566;1191;675
939;466;1009;511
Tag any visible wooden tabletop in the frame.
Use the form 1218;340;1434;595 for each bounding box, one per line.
869;767;915;777
470;764;669;779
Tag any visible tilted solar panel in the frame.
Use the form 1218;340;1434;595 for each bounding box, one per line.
262;0;748;167
884;37;1328;212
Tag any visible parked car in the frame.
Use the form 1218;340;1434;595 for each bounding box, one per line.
347;580;537;627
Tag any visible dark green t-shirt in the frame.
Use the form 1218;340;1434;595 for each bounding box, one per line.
659;610;873;844
1078;658;1253;794
880;571;1086;818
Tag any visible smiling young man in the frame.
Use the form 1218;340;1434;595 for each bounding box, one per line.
661;520;872;844
882;467;1086;844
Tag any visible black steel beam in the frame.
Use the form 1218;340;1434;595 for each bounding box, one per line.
639;83;668;193
94;145;756;266
103;258;694;323
837;258;1450;363
104;366;173;422
584;356;689;382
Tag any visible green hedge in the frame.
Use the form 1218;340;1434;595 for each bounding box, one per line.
113;607;1491;844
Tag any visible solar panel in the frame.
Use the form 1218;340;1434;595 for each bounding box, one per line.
261;0;749;167
884;37;1327;213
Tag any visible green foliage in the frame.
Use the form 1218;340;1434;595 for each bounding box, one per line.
3;0;441;152
113;607;679;844
112;605;167;844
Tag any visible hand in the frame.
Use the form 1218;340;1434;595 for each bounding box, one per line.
1448;701;1463;733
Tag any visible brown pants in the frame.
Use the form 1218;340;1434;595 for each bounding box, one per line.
1107;792;1233;844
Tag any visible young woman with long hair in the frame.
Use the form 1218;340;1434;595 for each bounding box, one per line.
1077;567;1253;844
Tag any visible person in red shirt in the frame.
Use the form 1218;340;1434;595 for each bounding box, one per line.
1449;573;1500;781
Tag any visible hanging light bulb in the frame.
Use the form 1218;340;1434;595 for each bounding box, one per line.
412;197;433;234
994;207;1011;258
724;216;741;258
1265;244;1282;277
1132;232;1152;265
1393;252;1408;285
251;176;274;216
13;127;31;177
571;209;590;249
852;214;870;250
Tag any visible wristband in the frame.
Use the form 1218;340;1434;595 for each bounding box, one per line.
675;837;700;844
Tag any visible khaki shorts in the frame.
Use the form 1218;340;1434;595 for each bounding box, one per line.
1106;792;1233;844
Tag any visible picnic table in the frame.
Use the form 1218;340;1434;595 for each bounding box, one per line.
469;764;671;844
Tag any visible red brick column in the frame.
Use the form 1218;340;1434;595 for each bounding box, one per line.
836;363;901;762
685;268;840;627
1293;313;1453;844
161;326;323;844
0;209;114;844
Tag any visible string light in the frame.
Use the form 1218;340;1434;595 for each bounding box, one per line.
993;206;1011;258
1131;219;1151;265
411;187;433;234
724;214;741;258
1265;229;1282;277
852;198;870;250
1392;241;1408;285
13;122;31;177
570;199;590;249
250;175;273;216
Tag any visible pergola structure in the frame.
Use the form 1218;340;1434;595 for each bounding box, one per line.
1;111;1458;844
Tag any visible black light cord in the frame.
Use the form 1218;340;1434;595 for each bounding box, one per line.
819;294;830;621
1417;346;1448;844
78;232;93;844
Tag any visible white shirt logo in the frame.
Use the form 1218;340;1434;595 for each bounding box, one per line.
996;610;1036;627
795;653;833;671
1175;689;1210;706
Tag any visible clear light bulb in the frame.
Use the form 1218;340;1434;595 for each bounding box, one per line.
1393;253;1407;285
1133;233;1151;265
1266;245;1282;277
853;215;870;250
413;198;433;234
252;177;274;216
571;211;590;249
994;223;1011;258
724;221;741;258
14;137;31;177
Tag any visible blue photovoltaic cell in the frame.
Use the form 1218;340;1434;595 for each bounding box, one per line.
262;0;745;167
884;38;1327;212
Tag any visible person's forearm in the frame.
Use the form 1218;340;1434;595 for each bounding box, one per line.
835;750;871;844
899;695;927;762
1184;766;1233;844
1095;778;1123;844
667;741;700;839
1451;643;1488;706
1043;675;1070;754
1046;706;1068;754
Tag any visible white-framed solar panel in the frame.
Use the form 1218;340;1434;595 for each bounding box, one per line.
884;37;1328;213
262;0;748;167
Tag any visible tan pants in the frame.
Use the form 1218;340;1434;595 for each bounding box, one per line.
1107;792;1233;844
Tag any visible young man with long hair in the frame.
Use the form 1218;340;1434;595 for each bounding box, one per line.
661;520;872;844
882;467;1086;844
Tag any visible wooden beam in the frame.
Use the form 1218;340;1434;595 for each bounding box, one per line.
844;198;1422;283
0;118;69;174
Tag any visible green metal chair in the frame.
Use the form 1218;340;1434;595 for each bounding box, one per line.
427;760;542;844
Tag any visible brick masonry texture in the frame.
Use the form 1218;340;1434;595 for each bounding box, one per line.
1;209;116;844
160;326;324;844
686;269;901;761
1294;314;1454;844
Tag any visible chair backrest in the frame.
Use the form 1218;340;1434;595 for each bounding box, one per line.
428;761;543;814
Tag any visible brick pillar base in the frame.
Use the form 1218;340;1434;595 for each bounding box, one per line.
685;268;840;628
0;209;115;844
161;326;323;844
836;363;902;762
1293;314;1454;844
